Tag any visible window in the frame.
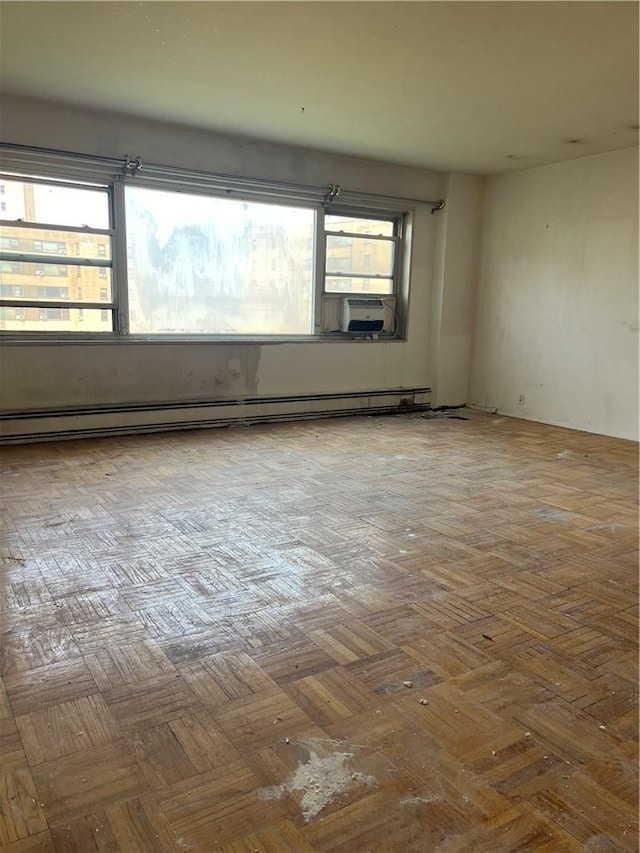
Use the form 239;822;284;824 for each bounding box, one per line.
324;215;396;295
1;157;408;337
0;176;114;332
125;186;315;335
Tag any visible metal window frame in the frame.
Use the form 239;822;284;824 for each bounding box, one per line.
322;209;402;300
0;144;440;341
0;174;117;336
121;180;321;338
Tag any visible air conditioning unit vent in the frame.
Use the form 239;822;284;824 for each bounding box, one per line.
341;297;385;333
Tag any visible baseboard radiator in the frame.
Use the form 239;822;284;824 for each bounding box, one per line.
0;387;431;444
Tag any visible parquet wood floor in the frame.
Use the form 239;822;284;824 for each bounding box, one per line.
0;411;637;852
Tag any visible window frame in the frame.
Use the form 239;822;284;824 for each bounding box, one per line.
322;210;401;298
0;154;410;342
0;173;119;336
122;182;319;338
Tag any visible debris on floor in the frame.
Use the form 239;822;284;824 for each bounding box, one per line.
259;742;376;821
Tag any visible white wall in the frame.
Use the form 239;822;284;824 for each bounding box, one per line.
1;95;463;435
469;147;639;441
431;173;484;407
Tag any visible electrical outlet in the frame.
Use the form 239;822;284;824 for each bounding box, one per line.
518;393;525;405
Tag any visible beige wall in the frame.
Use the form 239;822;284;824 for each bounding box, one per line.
469;147;639;441
1;95;462;429
431;172;484;407
4;96;634;443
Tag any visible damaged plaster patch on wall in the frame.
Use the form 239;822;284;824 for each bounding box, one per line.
210;344;261;397
259;739;377;821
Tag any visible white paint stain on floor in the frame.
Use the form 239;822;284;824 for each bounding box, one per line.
400;792;442;807
260;745;376;821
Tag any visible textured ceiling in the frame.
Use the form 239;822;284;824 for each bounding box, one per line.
0;1;638;174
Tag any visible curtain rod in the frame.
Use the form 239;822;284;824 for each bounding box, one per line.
0;142;445;212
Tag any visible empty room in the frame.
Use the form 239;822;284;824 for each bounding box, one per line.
0;2;638;851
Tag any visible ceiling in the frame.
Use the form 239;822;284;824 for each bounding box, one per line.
0;1;638;175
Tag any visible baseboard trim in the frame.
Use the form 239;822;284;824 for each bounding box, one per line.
0;387;431;444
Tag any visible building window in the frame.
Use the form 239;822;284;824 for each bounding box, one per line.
125;186;315;335
1;157;407;337
0;173;114;332
324;215;397;295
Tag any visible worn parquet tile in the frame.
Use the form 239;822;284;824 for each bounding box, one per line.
0;410;637;851
3;659;98;718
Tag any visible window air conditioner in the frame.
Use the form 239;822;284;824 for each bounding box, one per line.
341;297;385;333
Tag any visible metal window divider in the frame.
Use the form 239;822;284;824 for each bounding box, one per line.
111;178;128;335
312;209;326;334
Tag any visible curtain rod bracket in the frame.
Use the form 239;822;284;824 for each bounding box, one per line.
123;155;143;176
430;199;445;214
322;183;341;207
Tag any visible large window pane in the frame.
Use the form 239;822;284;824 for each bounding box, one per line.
0;179;109;229
125;187;314;335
